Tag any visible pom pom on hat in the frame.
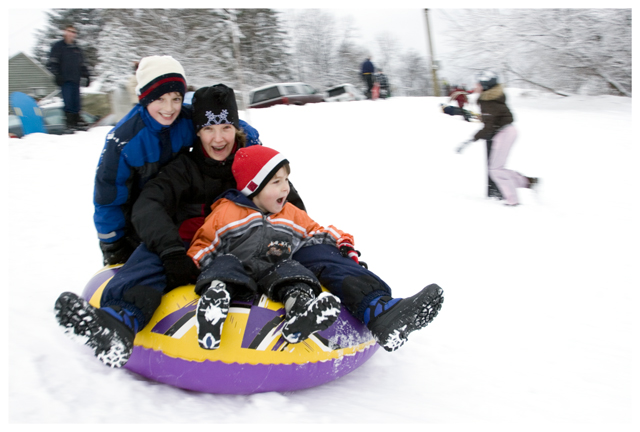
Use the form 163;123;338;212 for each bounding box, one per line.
135;56;187;107
232;146;289;198
192;84;240;131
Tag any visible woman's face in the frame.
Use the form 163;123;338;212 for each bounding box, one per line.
197;124;237;161
146;92;183;126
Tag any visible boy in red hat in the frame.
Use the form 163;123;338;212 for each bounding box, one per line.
187;146;345;349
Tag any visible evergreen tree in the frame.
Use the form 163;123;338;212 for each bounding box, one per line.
282;9;365;90
33;8;104;73
396;50;431;96
94;13;139;91
234;9;292;88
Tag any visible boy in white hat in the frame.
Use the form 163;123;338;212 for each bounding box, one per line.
187;145;346;349
94;55;195;266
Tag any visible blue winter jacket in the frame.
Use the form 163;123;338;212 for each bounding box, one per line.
93;103;261;244
361;59;374;74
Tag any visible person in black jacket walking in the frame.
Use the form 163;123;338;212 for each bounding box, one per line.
46;24;90;131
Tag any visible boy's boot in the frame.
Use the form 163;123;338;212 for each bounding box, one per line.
54;291;137;368
365;284;444;352
196;280;230;350
527;177;539;191
281;285;341;344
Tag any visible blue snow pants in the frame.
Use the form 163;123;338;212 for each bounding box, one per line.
100;243;167;329
100;243;394;328
61;81;81;114
293;244;392;322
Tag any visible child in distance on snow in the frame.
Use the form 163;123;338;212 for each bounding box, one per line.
187;145;345;349
456;71;539;206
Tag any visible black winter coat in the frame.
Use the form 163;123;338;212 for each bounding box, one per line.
47;40;89;84
473;84;514;142
131;141;305;259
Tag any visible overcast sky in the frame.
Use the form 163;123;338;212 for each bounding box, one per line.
7;8;50;57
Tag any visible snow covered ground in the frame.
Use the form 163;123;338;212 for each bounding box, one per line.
5;90;637;427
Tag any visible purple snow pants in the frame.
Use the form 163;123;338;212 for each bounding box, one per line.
488;124;529;205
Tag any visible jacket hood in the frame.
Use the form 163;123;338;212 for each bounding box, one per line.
212;189;261;212
478;84;506;102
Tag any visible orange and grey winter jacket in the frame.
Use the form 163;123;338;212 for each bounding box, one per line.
188;190;353;270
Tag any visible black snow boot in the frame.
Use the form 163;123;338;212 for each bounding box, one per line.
281;285;341;344
62;112;75;134
366;284;444;352
75;113;89;131
196;280;231;350
54;292;136;368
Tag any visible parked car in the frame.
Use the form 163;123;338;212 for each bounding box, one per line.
248;82;325;109
324;84;367;102
9;105;97;138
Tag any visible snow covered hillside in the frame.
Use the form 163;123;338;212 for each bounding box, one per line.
5;90;637;427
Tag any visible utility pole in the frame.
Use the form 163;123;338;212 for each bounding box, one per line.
424;9;441;97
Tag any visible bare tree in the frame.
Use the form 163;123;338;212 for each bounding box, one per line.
438;8;631;96
283;9;341;88
395;50;432;96
374;32;401;74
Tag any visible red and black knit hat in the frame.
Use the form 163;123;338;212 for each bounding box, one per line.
232;146;289;198
135;56;187;107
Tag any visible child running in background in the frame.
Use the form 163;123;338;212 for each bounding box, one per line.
457;71;538;205
188;146;346;349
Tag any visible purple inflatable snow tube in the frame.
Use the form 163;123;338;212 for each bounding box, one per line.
82;266;379;394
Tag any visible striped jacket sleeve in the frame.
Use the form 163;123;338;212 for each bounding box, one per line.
281;204;354;251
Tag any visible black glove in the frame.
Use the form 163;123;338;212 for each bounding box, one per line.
162;251;199;292
100;237;138;265
82;76;90;87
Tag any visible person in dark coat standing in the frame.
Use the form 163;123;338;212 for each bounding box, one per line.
46;24;90;131
361;57;375;99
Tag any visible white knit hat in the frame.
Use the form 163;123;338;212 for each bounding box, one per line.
135;56;187;106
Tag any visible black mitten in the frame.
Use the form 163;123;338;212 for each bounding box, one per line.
100;237;138;265
162;251;199;292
